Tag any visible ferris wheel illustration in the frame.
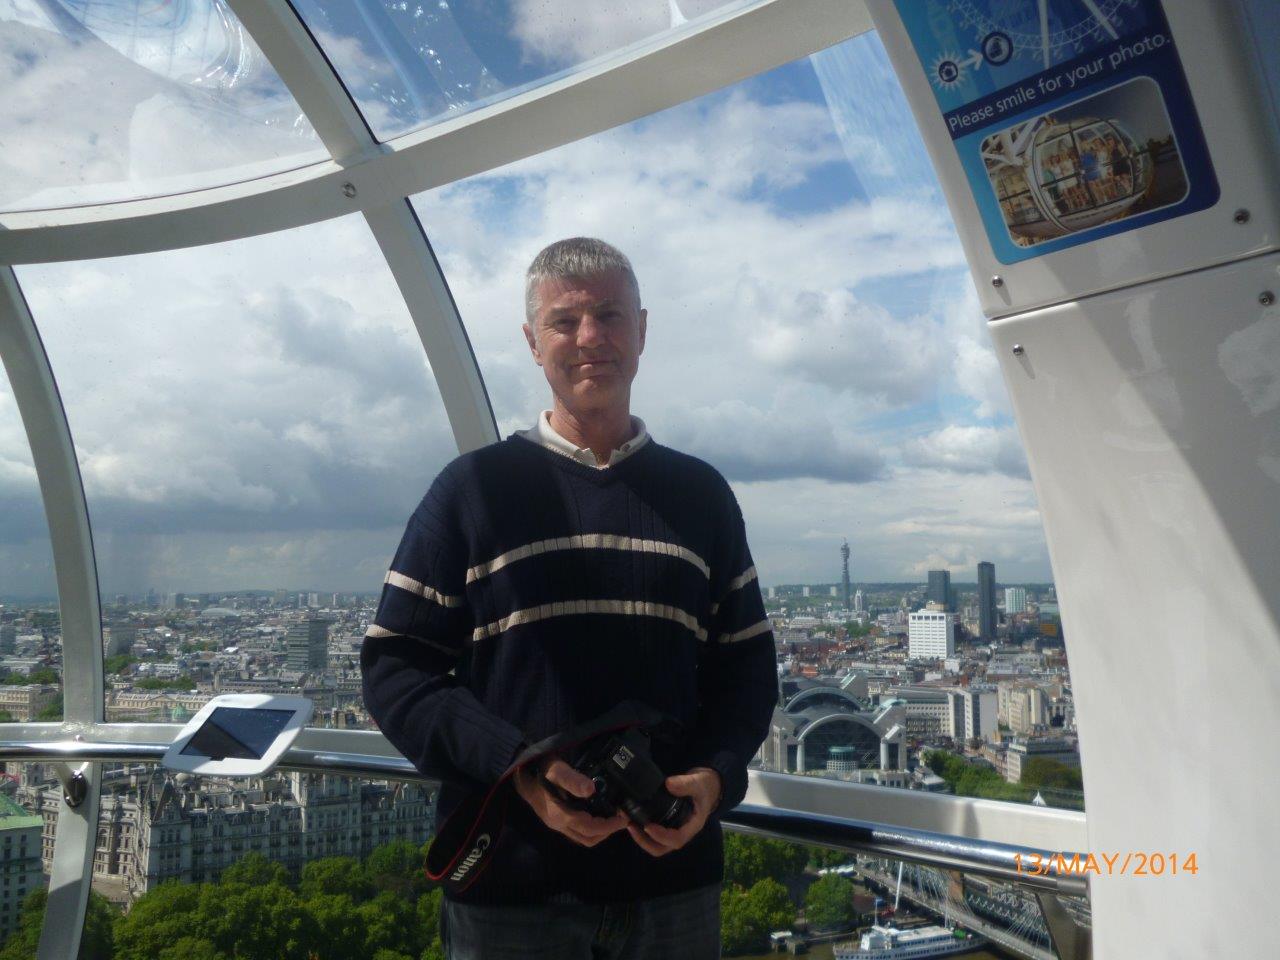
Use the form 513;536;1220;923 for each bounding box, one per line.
930;0;1145;87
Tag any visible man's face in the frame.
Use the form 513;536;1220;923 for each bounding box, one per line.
523;271;647;416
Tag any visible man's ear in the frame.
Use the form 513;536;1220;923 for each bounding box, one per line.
637;309;647;356
523;322;543;365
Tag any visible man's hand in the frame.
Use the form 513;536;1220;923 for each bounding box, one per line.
513;757;629;848
627;766;721;858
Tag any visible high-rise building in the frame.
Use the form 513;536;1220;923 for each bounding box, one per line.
927;570;951;610
946;688;997;742
909;609;956;659
0;794;43;943
286;618;329;672
1005;586;1028;615
978;561;997;641
802;586;810;598
853;589;865;614
840;540;851;609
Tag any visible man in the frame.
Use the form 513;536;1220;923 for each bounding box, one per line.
361;237;778;958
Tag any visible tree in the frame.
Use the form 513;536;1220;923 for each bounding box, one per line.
806;845;850;870
79;889;118;960
200;881;321;960
415;887;444;948
0;709;13;723
0;889;46;960
110;881;205;960
365;840;430;900
358;890;426;959
723;834;808;889
300;856;371;901
155;937;225;960
1021;757;1083;792
304;893;366;959
221;852;289;888
720;878;795;955
35;695;63;721
104;655;136;675
804;874;856;930
746;878;793;933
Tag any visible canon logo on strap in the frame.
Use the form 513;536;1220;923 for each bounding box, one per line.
449;834;492;882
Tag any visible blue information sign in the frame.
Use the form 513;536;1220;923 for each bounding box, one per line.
893;0;1218;263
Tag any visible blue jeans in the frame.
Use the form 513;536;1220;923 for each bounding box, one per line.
440;883;722;959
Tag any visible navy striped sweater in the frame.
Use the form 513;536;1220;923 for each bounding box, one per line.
361;433;778;903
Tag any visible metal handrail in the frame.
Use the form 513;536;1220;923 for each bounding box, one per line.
722;804;1087;896
0;736;1087;897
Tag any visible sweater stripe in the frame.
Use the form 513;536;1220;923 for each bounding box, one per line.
466;533;710;584
385;570;464;607
472;599;708;643
365;623;462;657
718;617;772;644
711;564;759;615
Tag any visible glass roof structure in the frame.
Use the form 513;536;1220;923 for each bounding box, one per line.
0;1;1099;957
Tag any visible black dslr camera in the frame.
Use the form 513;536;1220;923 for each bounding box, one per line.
549;726;692;829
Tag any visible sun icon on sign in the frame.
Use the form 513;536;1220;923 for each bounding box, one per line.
930;50;965;89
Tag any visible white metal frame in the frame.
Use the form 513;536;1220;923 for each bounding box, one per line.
0;269;102;960
0;0;1095;952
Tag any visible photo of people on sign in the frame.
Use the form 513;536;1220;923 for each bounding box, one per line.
893;0;1217;263
982;77;1188;247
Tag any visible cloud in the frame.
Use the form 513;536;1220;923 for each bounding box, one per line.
658;396;885;483
3;38;1052;594
0;12;319;212
901;425;1030;478
508;0;729;65
746;287;944;409
12;214;459;591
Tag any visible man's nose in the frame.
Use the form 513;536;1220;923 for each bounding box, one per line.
575;313;606;347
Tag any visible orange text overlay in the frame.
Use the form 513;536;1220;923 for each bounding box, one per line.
1015;852;1199;877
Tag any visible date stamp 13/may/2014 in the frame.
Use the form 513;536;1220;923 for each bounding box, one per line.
1015;852;1199;878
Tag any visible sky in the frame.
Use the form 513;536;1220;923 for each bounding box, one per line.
0;1;1054;598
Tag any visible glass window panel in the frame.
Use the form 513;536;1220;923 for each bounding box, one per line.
414;30;1085;811
289;0;754;141
0;355;61;721
17;213;457;724
0;0;326;213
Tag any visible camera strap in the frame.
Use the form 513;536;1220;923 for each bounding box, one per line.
424;700;676;895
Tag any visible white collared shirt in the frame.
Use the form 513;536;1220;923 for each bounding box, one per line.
517;409;650;469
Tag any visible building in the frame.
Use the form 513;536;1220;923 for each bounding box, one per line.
908;609;956;659
0;685;60;722
762;683;906;776
103;620;138;657
977;561;997;642
840;540;851;609
1005;737;1081;784
927;570;951;610
44;765;434;900
947;688;997;742
1005;586;1028;615
853;589;864;614
285;618;329;673
0;793;43;941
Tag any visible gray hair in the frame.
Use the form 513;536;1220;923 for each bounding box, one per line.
524;237;641;322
